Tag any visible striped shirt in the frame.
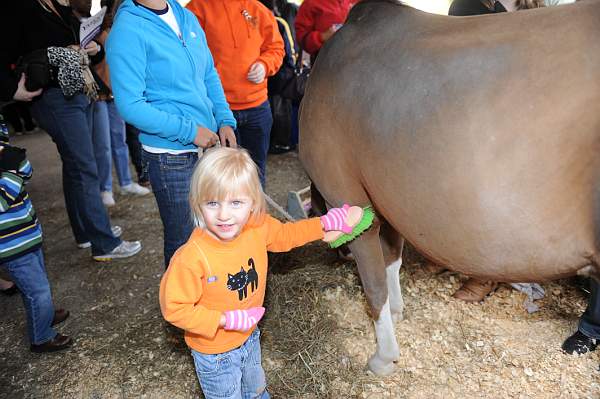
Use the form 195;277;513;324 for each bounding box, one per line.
0;119;42;262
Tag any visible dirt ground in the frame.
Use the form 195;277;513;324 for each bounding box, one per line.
1;131;599;398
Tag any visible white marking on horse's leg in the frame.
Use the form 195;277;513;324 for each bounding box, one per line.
367;298;399;376
387;257;404;322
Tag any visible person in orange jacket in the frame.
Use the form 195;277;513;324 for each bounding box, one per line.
187;0;285;187
160;147;363;398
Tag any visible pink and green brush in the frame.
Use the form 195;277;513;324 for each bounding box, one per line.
320;204;375;248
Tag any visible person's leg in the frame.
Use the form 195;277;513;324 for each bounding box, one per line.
290;101;299;147
125;123;148;185
241;329;270;399
191;348;243;399
106;101;134;187
2;103;24;134
142;150;196;267
31;89;121;255
233;101;273;187
91;100;113;193
18;103;36;132
563;278;600;354
579;279;600;337
5;249;57;345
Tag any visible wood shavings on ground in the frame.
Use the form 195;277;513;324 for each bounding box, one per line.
1;141;599;398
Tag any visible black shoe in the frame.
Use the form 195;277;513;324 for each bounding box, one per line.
0;283;19;296
30;333;72;353
269;144;295;155
51;309;70;326
562;330;597;355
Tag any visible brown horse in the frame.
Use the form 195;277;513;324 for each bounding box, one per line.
300;0;600;375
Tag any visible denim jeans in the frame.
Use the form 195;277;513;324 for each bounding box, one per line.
579;279;600;338
191;328;270;399
31;89;120;255
233;101;273;187
141;150;196;267
92;100;134;191
4;248;57;345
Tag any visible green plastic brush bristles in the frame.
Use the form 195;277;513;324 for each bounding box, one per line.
328;206;375;249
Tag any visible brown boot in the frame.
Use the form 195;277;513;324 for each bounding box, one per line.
452;278;498;302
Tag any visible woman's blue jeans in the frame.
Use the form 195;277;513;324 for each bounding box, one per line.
141;150;196;267
191;328;270;399
4;248;57;345
233;101;273;188
92;100;134;192
31;89;120;255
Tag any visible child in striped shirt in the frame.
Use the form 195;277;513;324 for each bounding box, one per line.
0;115;72;353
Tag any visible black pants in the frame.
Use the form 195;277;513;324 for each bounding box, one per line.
2;102;36;132
124;123;147;183
580;279;600;338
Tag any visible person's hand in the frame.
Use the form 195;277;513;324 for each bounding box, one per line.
218;125;237;148
319;25;338;43
320;204;363;234
193;126;219;148
83;40;100;56
222;307;265;331
247;62;266;84
13;74;42;102
0;146;27;173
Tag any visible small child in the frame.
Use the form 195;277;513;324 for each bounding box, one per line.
160;147;360;399
0;115;71;353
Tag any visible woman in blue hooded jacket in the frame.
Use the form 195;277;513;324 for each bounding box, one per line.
107;0;237;267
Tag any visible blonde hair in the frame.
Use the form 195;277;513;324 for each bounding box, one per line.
189;147;267;228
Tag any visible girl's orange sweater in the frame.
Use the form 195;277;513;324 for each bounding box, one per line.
186;0;284;110
159;216;323;354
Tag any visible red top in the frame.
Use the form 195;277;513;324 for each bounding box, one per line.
295;0;356;56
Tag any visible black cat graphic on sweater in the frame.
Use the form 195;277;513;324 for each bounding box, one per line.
226;258;259;301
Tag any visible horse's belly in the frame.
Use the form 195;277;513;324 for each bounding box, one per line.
364;158;596;282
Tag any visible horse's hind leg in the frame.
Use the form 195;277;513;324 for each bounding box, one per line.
381;223;405;323
349;222;400;376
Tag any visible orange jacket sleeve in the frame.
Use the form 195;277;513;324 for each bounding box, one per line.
265;216;324;252
159;252;223;339
256;8;285;77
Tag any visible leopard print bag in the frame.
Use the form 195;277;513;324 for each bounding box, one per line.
47;46;98;100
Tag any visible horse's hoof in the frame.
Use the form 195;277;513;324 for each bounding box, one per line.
367;354;396;376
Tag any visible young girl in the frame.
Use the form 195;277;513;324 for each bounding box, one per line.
159;147;361;399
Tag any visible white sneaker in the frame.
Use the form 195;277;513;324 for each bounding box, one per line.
92;240;142;261
120;183;150;196
77;226;123;249
101;191;116;207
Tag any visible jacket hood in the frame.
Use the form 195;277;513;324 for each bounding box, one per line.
115;0;187;29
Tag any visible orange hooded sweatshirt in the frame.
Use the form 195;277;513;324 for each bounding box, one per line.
187;0;284;110
159;216;324;354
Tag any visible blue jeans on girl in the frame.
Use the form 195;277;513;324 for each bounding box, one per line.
191;328;270;399
4;248;57;345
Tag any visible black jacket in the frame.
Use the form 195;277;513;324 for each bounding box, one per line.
448;0;507;16
0;0;104;101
